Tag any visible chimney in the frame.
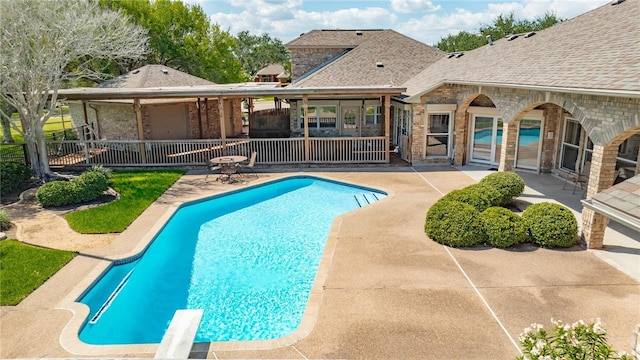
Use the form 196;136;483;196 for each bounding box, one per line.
486;34;493;46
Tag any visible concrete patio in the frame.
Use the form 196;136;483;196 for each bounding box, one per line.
1;165;638;359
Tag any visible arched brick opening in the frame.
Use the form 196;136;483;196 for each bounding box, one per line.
453;93;502;166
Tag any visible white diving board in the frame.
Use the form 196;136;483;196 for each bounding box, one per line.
155;309;203;359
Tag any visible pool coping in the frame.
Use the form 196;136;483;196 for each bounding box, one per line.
56;172;395;356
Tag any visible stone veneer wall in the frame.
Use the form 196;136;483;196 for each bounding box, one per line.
289;48;348;82
68;101;137;140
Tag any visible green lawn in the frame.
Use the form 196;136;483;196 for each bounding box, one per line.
0;240;76;305
4;113;73;144
64;169;186;234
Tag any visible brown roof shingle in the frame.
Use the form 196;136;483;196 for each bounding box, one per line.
288;29;445;87
403;0;640;98
98;65;216;88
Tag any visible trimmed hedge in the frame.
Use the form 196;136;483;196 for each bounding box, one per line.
425;199;487;247
522;202;577;248
481;206;528;248
0;162;33;196
36;170;109;207
441;183;502;212
479;171;525;205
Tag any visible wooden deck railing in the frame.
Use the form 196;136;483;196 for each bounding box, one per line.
45;137;387;167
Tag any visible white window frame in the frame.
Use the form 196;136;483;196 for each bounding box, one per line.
559;118;583;172
299;104;338;129
365;105;382;125
425;104;456;158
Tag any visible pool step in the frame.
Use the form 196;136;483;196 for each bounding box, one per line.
353;192;382;207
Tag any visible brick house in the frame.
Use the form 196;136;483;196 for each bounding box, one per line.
398;0;639;248
285;29;444;156
254;64;289;84
68;65;243;140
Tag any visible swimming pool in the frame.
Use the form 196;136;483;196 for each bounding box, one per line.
474;128;540;146
77;176;386;345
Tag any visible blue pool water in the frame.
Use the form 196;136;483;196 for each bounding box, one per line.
78;176;386;345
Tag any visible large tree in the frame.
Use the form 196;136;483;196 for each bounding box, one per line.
0;0;148;180
436;12;563;52
100;0;245;83
234;31;290;80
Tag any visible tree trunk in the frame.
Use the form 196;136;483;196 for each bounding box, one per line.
1;116;14;143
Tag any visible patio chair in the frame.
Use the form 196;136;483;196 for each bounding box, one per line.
563;161;591;194
237;152;257;178
204;160;222;180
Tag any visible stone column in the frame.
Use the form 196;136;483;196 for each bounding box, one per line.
453;111;467;166
581;143;618;248
498;121;518;171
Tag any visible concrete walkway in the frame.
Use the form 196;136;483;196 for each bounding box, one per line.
1;166;638;359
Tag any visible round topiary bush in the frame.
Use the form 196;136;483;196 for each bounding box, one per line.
440;183;502;212
479;171;525;205
36;180;73;207
0;161;33;196
522;202;578;248
481;206;528;248
425;199;487;247
74;171;109;202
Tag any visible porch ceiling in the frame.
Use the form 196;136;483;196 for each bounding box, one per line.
55;83;406;101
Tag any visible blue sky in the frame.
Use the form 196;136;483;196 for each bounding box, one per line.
188;0;610;45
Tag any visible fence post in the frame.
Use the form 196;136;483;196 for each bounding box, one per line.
83;139;90;164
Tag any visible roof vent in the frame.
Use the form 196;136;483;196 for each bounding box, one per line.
486;34;493;46
161;69;169;74
507;34;519;41
131;69;139;74
447;53;455;58
455;52;464;58
524;31;536;38
356;30;363;35
376;62;384;68
611;0;625;5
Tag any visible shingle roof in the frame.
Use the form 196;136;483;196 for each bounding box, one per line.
288;30;445;87
403;0;640;98
98;65;216;88
256;64;287;77
286;29;382;48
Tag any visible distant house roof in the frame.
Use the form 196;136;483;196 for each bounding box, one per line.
402;0;640;101
287;29;445;87
256;64;289;79
98;65;216;89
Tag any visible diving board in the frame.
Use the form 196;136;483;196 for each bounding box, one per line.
155;309;203;359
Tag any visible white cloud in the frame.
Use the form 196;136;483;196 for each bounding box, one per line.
390;0;440;13
207;0;612;46
210;3;395;43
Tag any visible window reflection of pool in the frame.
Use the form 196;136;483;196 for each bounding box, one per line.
473;128;540;146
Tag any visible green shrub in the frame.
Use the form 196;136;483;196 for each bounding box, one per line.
0;209;11;230
0;162;33;196
441;183;502;212
36;180;72;207
36;170;109;207
425;199;487;247
74;171;109;202
522;202;578;248
481;206;528;248
479;171;525;205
